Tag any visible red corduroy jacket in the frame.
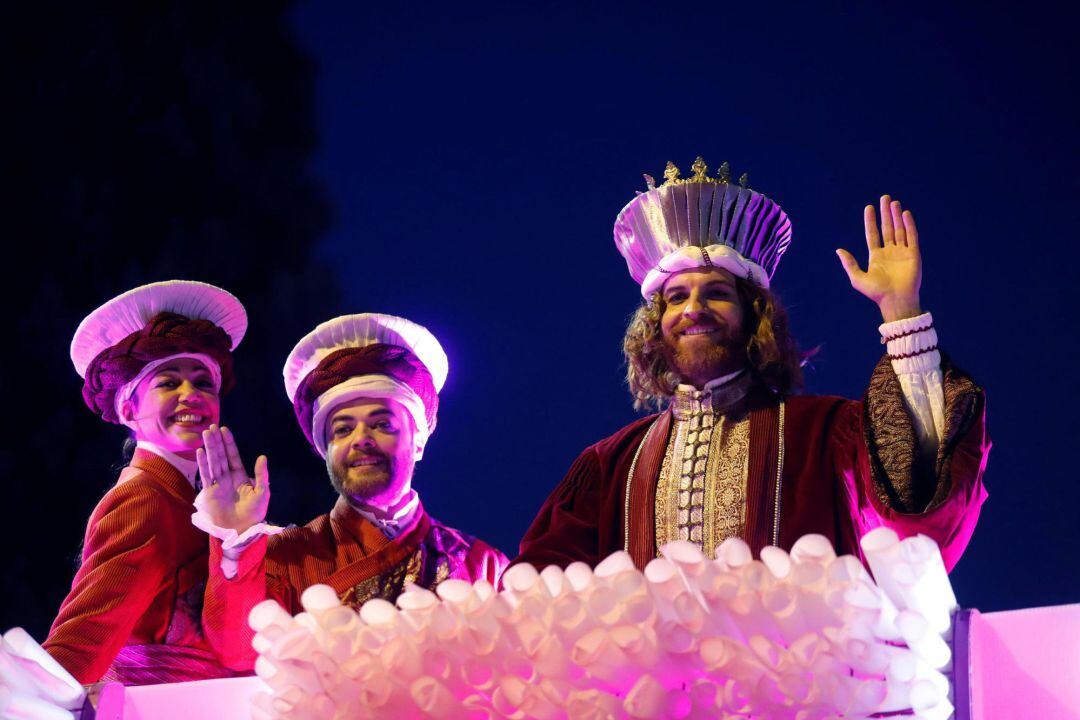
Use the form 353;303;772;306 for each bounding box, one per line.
44;450;222;683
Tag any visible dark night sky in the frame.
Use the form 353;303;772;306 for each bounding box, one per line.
2;0;1077;639
287;0;1078;613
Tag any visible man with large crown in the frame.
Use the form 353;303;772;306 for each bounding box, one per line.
517;158;989;572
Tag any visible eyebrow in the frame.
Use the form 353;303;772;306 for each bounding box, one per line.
332;408;393;424
154;366;212;377
665;279;734;294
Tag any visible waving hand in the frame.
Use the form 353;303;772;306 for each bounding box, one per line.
836;194;923;323
196;425;269;533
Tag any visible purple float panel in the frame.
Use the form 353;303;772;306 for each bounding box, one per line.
74;681;124;720
115;676;263;719
964;603;1080;720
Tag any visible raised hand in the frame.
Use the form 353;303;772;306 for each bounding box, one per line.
196;425;270;533
836;194;923;323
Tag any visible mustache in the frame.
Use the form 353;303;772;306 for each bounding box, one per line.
346;449;388;462
674;318;729;334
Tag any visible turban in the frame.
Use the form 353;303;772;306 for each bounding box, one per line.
283;313;447;457
292;344;438;454
82;312;236;424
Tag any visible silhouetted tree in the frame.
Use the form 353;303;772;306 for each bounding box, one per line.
1;1;338;636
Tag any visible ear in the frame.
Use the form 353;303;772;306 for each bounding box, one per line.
413;442;425;462
119;399;135;423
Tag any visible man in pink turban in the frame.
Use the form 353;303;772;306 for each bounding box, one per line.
193;313;508;671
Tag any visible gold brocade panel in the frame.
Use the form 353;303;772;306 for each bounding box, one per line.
338;547;452;610
655;405;751;559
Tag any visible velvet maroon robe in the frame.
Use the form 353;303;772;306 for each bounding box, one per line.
517;357;989;573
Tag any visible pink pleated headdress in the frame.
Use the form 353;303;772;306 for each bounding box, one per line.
614;157;792;297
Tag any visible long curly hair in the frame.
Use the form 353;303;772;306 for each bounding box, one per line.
623;279;807;411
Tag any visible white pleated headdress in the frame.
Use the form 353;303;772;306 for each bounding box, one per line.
284;313;448;457
71;280;247;378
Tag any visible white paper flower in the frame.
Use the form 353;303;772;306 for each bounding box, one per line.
246;532;958;719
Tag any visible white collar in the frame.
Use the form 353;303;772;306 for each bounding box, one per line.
136;440;199;489
348;489;421;540
676;368;747;395
672;369;751;420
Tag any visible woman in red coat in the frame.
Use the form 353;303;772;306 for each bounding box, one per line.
43;280;247;685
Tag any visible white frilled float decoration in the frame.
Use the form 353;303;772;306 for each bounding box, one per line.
0;628;86;720
245;528;958;720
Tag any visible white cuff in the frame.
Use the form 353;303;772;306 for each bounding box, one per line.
879;311;946;450
191;489;284;579
879;312;940;375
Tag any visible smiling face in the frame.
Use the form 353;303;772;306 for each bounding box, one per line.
325;397;417;508
121;357;221;458
659;268;747;387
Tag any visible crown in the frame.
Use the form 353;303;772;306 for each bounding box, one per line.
643;156;749;191
617;155;791;296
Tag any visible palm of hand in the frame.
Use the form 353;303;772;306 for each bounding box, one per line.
836;196;923;322
856;244;921;304
197;425;270;532
233;480;269;522
203;470;268;530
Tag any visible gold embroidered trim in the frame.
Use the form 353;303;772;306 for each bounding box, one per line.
655;399;751;558
339;547;425;610
773;400;785;547
653;425;677;556
705;410;750;558
864;353;984;514
655;414;690;552
623;419;660;553
865;355;919;510
672;373;752;420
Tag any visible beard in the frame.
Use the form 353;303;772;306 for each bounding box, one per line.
325;450;394;502
665;329;745;387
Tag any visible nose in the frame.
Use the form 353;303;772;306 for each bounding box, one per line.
177;381;204;404
682;290;707;318
350;427;377;449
